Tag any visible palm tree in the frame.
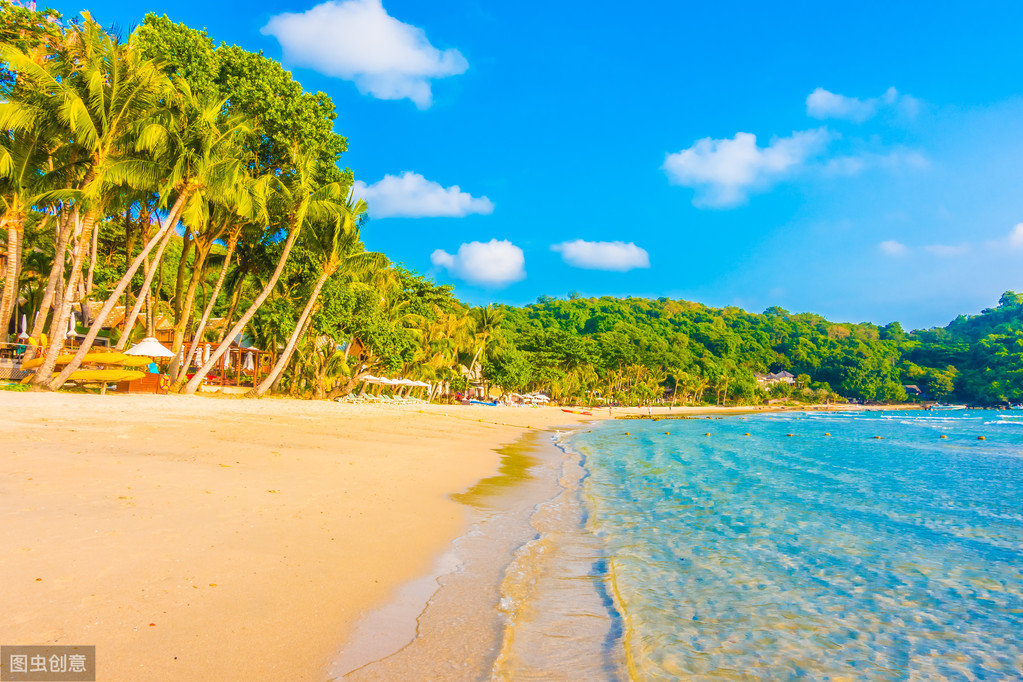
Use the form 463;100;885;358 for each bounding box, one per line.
468;304;504;381
0;127;56;341
248;193;384;397
2;17;171;386
47;87;249;390
182;148;339;395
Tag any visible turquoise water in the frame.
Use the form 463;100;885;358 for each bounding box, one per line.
570;410;1023;679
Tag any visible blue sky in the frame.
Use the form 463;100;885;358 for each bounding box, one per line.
41;0;1023;329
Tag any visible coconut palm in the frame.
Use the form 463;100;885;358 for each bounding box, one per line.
2;17;172;385
183;148;340;395
0;127;53;340
249;193;384;397
47;88;250;390
468;304;504;381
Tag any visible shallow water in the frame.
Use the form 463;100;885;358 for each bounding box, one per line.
561;410;1023;679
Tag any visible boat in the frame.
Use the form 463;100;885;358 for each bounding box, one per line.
561;408;593;416
929;403;968;410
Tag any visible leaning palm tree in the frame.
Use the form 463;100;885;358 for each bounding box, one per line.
47;89;249;390
182;147;340;395
175;188;266;384
1;17;171;386
248;193;384;397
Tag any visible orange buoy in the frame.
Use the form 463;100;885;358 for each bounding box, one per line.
940;435;948;439
824;433;831;437
665;431;670;435
704;433;711;436
978;436;986;440
625;432;630;436
744;432;751;436
874;436;884;439
786;433;794;437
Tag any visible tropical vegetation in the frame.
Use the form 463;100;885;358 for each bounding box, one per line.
2;4;1021;407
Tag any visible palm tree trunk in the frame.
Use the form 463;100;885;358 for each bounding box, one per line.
182;224;301;395
248;269;328;397
85;217;99;296
0;216;23;343
172;227;193;321
327;367;371;401
217;271;245;342
114;195;189;350
178;230;238;388
166;242;211;381
30;210;95;388
47;207;180;390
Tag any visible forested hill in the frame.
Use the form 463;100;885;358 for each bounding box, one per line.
483;292;1023;406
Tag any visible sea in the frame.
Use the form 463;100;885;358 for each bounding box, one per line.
491;410;1023;679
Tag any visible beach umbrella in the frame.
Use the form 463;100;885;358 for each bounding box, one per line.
125;337;175;358
67;312;76;337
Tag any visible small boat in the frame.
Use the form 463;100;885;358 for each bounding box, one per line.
930;403;967;411
469;399;498;406
562;408;593;416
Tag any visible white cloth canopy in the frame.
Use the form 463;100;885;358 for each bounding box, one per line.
125;337;175;358
243;352;254;371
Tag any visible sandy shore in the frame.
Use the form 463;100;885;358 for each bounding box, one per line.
0;393;906;680
0;392;603;680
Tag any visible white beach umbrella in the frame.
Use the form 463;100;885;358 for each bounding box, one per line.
125;337;175;358
67;312;76;337
20;313;27;332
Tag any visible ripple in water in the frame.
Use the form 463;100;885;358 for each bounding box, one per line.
569;411;1023;679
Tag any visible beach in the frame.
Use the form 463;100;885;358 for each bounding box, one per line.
0;392;593;680
0;394;908;680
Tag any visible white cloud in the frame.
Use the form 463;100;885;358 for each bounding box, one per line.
923;243;970;257
262;0;467;108
354;172;494;218
807;87;920;123
824;149;930;176
431;239;525;286
879;240;908;256
551;240;650;271
662;129;831;207
1008;223;1023;248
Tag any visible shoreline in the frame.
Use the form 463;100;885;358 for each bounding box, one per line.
0;393;917;680
0;392;597;681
